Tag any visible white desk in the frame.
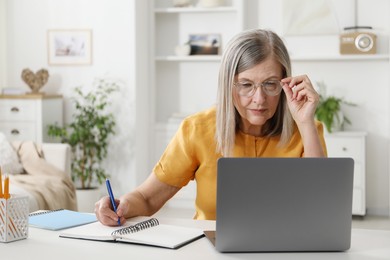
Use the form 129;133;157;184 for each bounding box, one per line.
2;217;390;260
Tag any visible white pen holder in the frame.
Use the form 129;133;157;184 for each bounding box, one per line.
0;195;29;242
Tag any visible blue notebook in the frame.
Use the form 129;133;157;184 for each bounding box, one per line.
29;209;97;231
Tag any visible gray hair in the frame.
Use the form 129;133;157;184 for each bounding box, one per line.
216;29;294;156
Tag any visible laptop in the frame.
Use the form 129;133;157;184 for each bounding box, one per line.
205;157;354;252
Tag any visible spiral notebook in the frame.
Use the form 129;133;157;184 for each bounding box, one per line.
29;209;97;231
59;218;204;249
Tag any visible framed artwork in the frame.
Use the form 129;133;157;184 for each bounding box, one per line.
188;33;221;55
282;0;356;36
47;29;92;65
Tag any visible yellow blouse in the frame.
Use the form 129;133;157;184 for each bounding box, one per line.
153;107;327;220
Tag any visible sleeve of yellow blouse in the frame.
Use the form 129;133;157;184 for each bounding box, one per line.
153;118;198;188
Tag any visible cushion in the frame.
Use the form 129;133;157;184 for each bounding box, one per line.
0;132;24;175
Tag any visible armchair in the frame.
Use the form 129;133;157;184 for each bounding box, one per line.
10;142;76;212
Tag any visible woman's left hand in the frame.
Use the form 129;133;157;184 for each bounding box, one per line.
281;75;319;125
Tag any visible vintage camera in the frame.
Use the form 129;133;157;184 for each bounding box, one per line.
340;26;376;54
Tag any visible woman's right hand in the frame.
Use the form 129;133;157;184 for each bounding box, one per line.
94;196;128;226
95;173;180;226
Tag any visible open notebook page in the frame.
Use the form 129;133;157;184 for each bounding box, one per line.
60;219;204;249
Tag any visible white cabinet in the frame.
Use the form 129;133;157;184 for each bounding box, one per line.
324;131;367;216
150;0;245;167
0;94;63;143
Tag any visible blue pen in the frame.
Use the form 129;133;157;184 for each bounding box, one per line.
105;178;121;226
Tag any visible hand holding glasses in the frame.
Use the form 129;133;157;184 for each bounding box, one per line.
234;80;283;97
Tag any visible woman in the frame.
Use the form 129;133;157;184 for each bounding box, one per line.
95;29;326;226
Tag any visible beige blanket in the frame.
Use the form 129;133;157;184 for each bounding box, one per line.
9;141;77;211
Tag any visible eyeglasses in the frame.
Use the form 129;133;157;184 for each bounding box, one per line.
234;80;283;97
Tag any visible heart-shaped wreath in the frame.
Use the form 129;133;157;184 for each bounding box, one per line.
21;68;49;93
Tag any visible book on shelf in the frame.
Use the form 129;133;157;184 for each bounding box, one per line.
29;209;98;231
60;217;204;249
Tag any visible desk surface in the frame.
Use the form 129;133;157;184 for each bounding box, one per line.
2;217;390;260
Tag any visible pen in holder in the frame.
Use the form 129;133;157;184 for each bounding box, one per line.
0;195;29;242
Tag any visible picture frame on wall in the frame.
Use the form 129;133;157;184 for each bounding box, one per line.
188;33;221;55
47;29;92;65
282;0;356;36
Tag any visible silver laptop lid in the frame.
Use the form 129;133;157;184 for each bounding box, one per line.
216;157;354;252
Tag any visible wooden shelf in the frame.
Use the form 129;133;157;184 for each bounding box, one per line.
155;6;237;14
155;55;222;61
291;54;389;62
157;54;389;62
0;93;63;99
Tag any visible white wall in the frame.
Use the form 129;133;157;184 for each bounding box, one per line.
3;0;141;196
134;0;152;185
0;0;6;86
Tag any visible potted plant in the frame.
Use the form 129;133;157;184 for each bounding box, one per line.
315;94;354;133
47;79;119;211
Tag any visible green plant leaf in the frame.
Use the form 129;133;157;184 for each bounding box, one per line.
315;94;355;133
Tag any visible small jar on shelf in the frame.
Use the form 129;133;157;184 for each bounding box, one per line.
197;0;225;8
172;0;192;7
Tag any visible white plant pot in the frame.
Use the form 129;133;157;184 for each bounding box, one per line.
76;187;103;213
322;110;344;134
331;110;344;132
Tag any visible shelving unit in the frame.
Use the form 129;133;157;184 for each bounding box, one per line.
150;0;245;166
149;0;245;208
